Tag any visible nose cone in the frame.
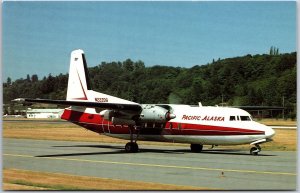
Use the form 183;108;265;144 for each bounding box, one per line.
265;126;276;138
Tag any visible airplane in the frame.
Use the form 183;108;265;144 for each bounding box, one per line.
14;49;275;155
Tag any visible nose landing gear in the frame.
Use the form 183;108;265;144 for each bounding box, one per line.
249;138;268;156
250;144;261;155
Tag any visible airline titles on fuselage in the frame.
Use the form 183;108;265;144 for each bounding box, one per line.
182;115;225;121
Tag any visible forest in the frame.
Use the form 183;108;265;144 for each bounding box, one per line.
3;51;296;118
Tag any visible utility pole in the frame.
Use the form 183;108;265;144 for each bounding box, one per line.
282;96;285;119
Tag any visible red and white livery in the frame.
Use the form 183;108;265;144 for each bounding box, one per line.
17;49;275;155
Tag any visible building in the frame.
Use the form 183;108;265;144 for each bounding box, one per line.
233;106;285;119
26;108;64;119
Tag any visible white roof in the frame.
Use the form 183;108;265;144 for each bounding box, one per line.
26;109;63;113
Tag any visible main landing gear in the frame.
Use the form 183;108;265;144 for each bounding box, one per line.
250;144;261;156
125;142;139;153
190;144;203;153
125;126;140;153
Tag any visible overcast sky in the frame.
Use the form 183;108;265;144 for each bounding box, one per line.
2;1;296;81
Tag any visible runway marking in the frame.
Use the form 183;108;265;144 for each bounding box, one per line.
4;153;296;176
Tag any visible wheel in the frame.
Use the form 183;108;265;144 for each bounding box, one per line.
125;142;139;153
250;147;259;155
190;144;203;153
125;142;131;152
132;142;139;152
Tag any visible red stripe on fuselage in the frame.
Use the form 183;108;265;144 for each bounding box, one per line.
61;109;265;136
164;122;264;135
61;108;131;134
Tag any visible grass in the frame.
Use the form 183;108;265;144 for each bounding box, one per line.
255;118;296;126
3;168;204;190
2;183;49;190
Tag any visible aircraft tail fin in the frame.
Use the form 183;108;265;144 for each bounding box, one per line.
66;49;92;101
66;49;137;105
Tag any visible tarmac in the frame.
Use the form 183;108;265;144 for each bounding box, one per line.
3;138;297;190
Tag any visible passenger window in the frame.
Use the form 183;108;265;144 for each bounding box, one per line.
229;116;235;121
237;116;240;121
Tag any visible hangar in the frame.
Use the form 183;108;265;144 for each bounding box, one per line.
26;108;63;119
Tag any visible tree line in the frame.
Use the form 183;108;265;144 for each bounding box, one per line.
3;52;296;118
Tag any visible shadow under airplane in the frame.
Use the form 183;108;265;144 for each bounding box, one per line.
35;144;276;157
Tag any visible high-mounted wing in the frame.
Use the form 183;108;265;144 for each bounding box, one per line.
13;98;142;112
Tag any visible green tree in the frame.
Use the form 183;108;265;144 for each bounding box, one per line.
26;74;31;82
123;59;134;71
7;77;12;85
31;74;39;82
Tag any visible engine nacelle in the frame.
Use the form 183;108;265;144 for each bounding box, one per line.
99;109;114;121
139;105;176;123
100;105;176;125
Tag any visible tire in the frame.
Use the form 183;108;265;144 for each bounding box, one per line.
125;142;139;153
132;142;139;153
125;142;132;153
250;147;258;155
190;144;203;153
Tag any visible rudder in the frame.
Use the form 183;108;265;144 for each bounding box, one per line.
66;49;91;101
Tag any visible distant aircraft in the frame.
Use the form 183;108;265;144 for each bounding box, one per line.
14;49;275;155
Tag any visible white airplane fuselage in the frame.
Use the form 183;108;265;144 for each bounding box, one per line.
61;104;275;145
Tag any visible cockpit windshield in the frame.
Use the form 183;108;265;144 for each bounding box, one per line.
229;115;252;121
240;116;252;121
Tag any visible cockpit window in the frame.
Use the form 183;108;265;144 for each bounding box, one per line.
240;116;251;121
229;116;236;121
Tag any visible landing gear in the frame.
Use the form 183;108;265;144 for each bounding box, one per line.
250;144;261;155
125;142;139;153
209;145;217;149
124;126;140;153
190;144;203;153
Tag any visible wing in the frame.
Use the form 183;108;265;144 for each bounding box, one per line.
13;98;142;112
